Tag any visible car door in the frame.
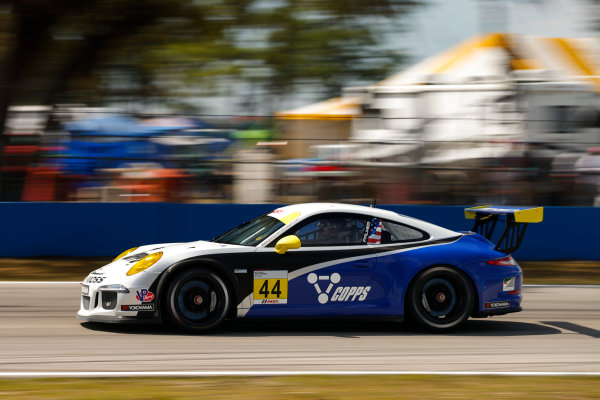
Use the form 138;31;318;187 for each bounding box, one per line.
247;213;379;317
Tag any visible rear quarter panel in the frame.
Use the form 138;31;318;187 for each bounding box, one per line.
374;234;519;315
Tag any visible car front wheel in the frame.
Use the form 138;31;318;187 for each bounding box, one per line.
165;268;230;332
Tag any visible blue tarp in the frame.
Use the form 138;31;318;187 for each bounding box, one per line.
61;115;231;174
65;115;174;137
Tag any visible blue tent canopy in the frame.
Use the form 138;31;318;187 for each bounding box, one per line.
64;115;171;138
61;115;232;174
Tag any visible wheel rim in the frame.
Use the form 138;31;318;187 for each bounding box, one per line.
176;279;221;324
420;278;457;318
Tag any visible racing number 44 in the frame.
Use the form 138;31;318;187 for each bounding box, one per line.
259;280;282;298
253;270;288;304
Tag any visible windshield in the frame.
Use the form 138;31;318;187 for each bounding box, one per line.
212;215;285;246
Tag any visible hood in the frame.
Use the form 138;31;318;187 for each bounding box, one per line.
134;240;235;255
91;240;252;278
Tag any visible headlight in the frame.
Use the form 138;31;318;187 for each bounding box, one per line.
126;252;163;276
98;284;129;293
114;247;139;262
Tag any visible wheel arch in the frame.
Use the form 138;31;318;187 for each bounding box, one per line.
154;257;241;319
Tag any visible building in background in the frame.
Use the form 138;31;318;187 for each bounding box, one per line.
276;33;600;205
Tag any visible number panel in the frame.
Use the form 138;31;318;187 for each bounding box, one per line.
253;270;288;304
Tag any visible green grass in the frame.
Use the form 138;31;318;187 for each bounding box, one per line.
0;258;109;281
0;258;599;285
520;261;600;285
0;376;599;399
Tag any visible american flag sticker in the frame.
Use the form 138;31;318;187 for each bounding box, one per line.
367;218;383;244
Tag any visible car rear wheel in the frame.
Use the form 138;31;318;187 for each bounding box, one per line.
407;266;474;331
165;268;230;332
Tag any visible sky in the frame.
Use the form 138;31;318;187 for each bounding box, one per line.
401;0;598;64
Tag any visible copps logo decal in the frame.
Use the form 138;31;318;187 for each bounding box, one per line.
136;289;154;302
85;276;105;284
306;272;370;304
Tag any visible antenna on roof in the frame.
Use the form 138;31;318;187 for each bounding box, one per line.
370;199;377;208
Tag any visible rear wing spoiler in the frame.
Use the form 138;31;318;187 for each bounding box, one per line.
464;206;543;254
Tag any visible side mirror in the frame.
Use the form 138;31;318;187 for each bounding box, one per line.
274;235;301;255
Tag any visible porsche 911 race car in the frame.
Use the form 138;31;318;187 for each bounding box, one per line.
77;203;543;331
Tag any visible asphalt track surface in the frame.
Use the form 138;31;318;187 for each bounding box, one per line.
1;283;599;374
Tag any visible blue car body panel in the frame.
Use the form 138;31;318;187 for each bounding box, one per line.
245;233;522;318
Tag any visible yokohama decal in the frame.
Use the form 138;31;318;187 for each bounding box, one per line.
121;304;155;311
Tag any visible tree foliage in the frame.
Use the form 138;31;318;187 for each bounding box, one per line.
0;0;420;119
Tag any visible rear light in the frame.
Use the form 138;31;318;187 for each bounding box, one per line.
486;255;517;266
507;289;520;295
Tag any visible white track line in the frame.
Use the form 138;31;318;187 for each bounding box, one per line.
1;371;600;378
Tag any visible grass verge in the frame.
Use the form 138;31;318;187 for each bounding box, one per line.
0;376;599;399
0;258;109;281
520;261;600;285
0;258;598;284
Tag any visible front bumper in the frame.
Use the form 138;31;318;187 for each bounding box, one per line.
77;312;161;324
77;272;161;324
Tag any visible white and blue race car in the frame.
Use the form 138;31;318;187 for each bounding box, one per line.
77;203;543;331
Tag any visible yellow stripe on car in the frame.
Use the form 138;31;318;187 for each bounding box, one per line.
279;211;301;225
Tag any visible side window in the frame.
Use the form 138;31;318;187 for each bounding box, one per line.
367;218;428;244
290;215;369;246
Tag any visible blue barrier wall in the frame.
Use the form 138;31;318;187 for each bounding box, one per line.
0;203;597;260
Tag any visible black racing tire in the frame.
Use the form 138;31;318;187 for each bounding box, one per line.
165;268;230;332
406;266;474;331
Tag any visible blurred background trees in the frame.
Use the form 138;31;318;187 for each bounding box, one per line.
0;0;420;128
0;0;421;201
0;0;420;196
